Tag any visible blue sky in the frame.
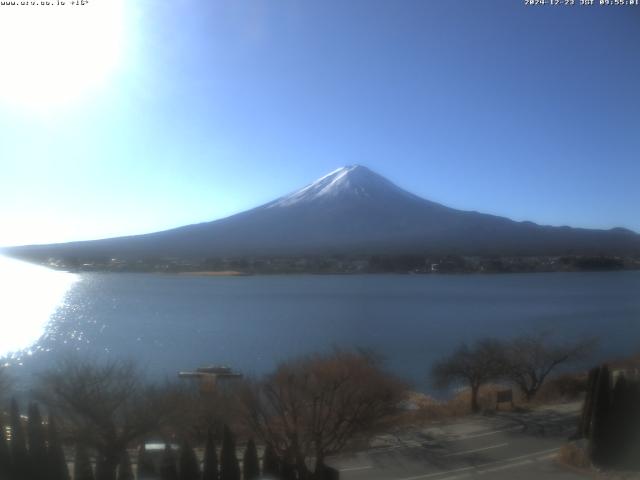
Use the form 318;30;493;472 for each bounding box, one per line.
1;0;639;246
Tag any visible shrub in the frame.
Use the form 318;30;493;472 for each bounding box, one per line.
558;442;591;469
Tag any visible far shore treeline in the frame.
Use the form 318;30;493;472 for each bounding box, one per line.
5;252;639;275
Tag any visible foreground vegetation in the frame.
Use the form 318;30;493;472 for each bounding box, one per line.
0;350;405;480
560;358;640;474
0;338;637;480
431;332;595;412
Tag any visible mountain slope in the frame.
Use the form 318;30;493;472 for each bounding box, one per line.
5;165;640;260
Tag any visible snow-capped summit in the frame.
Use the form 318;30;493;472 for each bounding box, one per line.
6;166;640;259
266;165;413;208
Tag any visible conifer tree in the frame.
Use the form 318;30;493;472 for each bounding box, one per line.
160;444;178;480
74;444;95;480
242;439;259;480
219;426;240;480
578;367;599;438
608;374;630;467
589;364;612;466
178;440;200;480
261;444;280;479
202;429;218;480
280;458;296;480
136;445;156;480
10;399;29;480
95;455;109;480
118;450;135;480
0;419;11;480
27;403;48;480
47;414;70;480
627;382;640;470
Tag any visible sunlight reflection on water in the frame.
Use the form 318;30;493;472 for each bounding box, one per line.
0;255;78;360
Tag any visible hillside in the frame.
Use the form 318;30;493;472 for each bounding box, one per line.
4;166;640;262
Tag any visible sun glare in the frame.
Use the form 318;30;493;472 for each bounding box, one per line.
0;256;77;359
0;0;125;110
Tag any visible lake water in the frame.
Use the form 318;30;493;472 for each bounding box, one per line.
1;256;639;390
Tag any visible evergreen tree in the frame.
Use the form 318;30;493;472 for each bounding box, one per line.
627;382;640;470
608;375;630;467
95;455;109;480
136;445;156;480
280;458;296;480
47;414;70;480
178;441;200;480
118;450;135;480
589;365;612;466
261;444;280;479
578;367;599;438
27;403;48;480
74;444;95;480
159;444;178;480
0;420;11;480
242;439;259;480
219;426;239;480
10;399;29;480
202;430;218;480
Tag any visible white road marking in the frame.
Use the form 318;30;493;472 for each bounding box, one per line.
451;426;521;440
436;453;557;480
443;442;509;457
433;460;535;480
364;426;520;454
395;447;559;480
338;465;373;472
366;443;423;454
476;458;535;474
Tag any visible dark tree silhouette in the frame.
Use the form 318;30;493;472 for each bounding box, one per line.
219;426;240;480
202;429;218;480
27;403;48;480
10;399;29;479
159;444;178;480
178;440;200;480
74;443;95;480
280;453;297;480
48;414;70;480
608;374;640;469
95;457;108;480
626;381;640;470
261;444;280;479
577;367;599;438
608;375;629;467
242;439;259;480
589;365;612;466
136;445;156;480
117;450;135;480
0;419;11;480
432;339;505;413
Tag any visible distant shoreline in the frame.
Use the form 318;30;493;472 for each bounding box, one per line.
176;270;250;277
3;252;639;276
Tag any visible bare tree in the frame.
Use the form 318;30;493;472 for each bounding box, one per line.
36;358;181;480
165;383;241;443
503;333;596;401
241;349;406;479
431;339;506;413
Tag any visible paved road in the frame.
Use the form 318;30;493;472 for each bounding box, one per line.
328;403;589;480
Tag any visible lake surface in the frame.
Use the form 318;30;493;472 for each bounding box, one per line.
1;256;639;390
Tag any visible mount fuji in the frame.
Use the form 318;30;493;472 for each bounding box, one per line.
5;165;640;260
